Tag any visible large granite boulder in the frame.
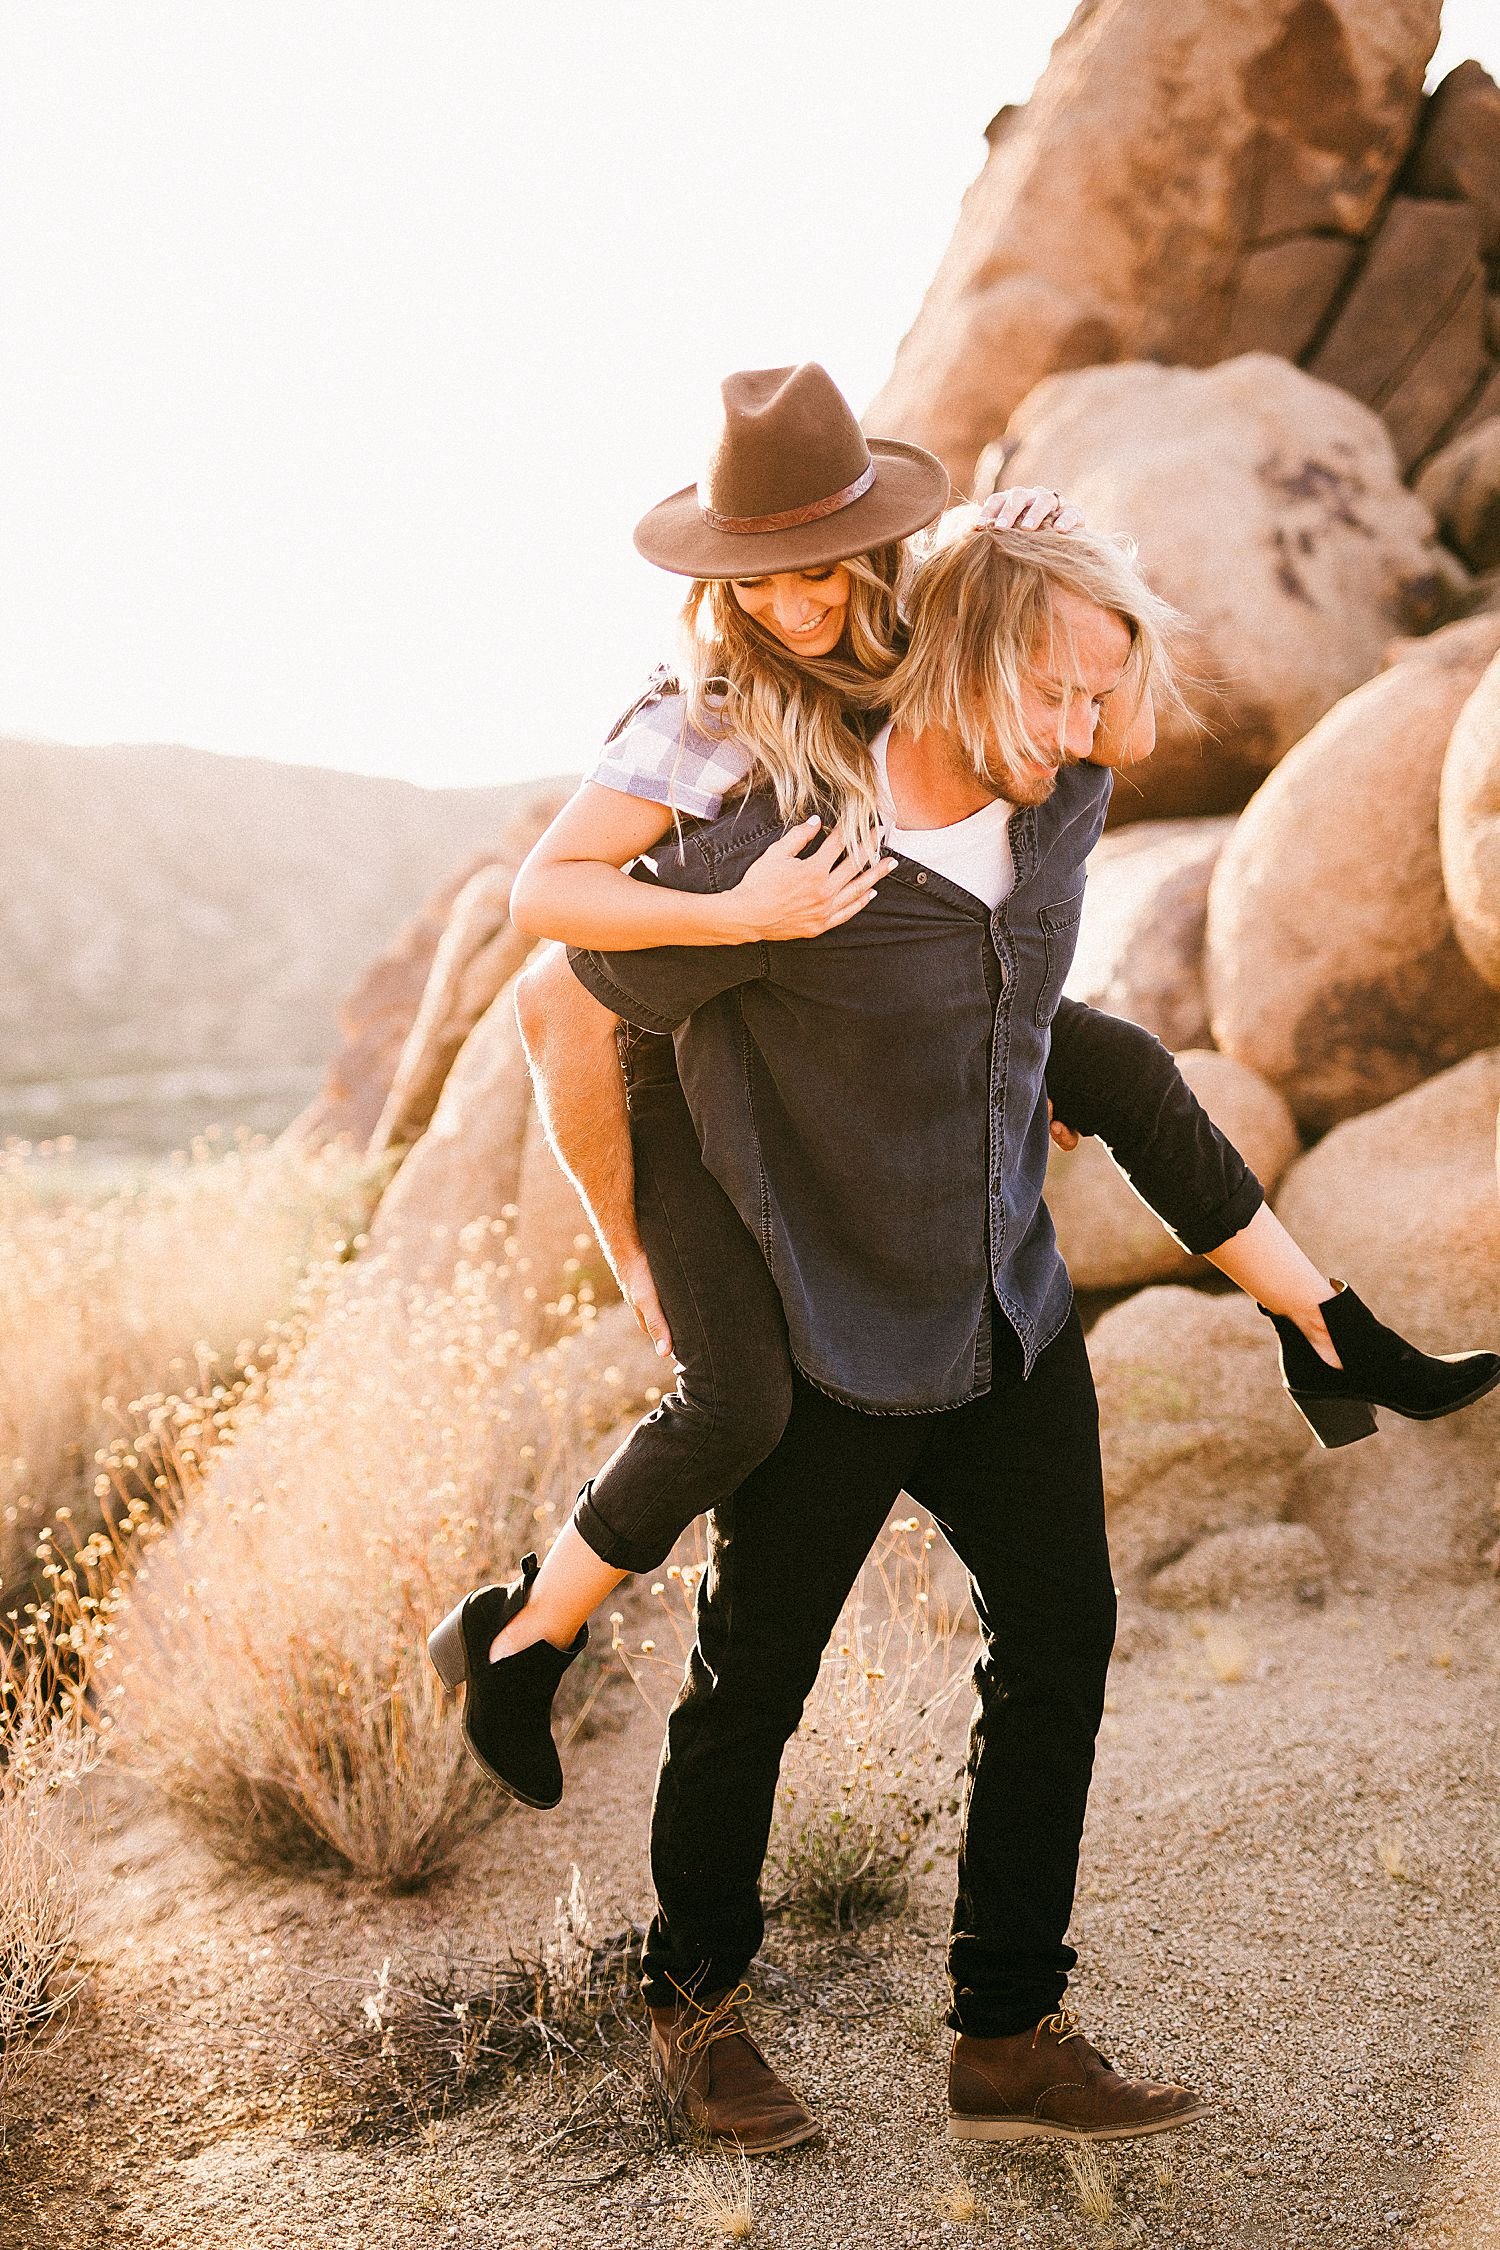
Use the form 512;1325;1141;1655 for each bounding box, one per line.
1275;1049;1500;1586
991;356;1445;820
369;863;535;1159
1063;817;1234;1049
367;982;537;1285
1404;61;1500;259
296;781;571;1157
1415;418;1500;572
1048;1050;1300;1291
1205;614;1500;1132
1091;1288;1316;1588
866;0;1440;490
1440;646;1500;992
1307;196;1489;470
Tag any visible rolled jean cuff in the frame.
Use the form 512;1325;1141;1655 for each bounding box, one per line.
1172;1169;1265;1258
571;1481;672;1577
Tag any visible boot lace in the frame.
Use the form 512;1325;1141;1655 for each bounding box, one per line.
672;1980;755;2056
1034;2006;1084;2049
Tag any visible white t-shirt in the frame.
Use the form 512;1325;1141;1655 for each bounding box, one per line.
868;720;1016;910
587;688;1017;910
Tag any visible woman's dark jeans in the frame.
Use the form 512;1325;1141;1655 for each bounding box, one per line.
570;1001;1262;1575
641;1307;1115;2037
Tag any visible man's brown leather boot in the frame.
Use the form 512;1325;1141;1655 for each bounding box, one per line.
648;1983;822;2154
947;2008;1207;2141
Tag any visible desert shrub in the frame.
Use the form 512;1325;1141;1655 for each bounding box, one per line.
0;1532;119;2129
617;1513;967;1932
0;1135;376;1599
116;1237;658;1888
302;1866;648;2143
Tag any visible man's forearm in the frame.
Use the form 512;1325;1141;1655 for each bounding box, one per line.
513;943;642;1280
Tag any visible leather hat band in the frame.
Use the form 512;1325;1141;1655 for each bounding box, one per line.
698;458;877;536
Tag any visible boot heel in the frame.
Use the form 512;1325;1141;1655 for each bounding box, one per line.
1288;1391;1378;1449
427;1601;469;1691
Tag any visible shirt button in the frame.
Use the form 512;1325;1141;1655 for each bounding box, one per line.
915;871;927;884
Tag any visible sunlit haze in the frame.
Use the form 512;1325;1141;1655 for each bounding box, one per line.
2;3;1496;788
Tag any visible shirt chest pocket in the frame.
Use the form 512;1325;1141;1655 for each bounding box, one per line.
1034;889;1085;1027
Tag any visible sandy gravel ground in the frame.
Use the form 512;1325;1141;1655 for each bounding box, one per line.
3;1586;1499;2250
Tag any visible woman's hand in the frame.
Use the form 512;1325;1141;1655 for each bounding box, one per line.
720;817;896;943
981;486;1085;534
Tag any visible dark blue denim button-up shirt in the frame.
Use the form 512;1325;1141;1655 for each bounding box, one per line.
570;758;1113;1413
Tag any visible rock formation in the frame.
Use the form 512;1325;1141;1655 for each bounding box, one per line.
867;0;1443;491
1062;817;1233;1049
1440;646;1500;992
988;356;1447;820
1206;613;1500;1130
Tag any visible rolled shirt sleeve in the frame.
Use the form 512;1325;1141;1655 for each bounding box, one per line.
566;939;770;1035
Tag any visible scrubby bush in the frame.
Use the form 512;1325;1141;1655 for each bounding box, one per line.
116;1236;658;1889
0;1135;376;1601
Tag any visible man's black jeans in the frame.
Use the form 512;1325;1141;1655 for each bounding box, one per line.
640;1307;1115;2039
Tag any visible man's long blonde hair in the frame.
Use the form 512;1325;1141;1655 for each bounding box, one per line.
886;512;1189;797
677;544;905;858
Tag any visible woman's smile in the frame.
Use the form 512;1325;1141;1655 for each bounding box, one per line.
730;563;852;656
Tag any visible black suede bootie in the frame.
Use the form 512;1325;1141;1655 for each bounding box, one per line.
427;1553;586;1808
1260;1283;1500;1449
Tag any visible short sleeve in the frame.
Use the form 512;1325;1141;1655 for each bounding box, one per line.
587;691;754;822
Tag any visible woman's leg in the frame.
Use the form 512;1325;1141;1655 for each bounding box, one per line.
1046;1001;1337;1362
493;1056;795;1658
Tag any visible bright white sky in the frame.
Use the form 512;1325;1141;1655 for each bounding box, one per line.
2;3;1496;790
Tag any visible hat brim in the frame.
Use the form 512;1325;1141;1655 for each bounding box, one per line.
633;439;951;578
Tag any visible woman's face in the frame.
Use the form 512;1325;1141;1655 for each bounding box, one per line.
729;563;851;657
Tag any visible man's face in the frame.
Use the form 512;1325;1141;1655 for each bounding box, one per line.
1005;590;1133;798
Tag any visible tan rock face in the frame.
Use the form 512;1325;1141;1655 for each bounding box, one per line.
1090;1287;1315;1587
867;0;1440;489
1048;1050;1300;1291
995;356;1445;820
1064;817;1235;1050
1205;614;1500;1132
1307;196;1490;470
1404;61;1500;258
366;983;536;1286
299;780;570;1160
1415;419;1500;572
1441;646;1500;990
1275;1049;1500;1586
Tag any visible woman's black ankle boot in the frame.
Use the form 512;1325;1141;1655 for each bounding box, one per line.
427;1554;587;1809
1260;1283;1500;1450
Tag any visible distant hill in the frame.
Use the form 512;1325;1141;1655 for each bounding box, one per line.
1;735;538;1149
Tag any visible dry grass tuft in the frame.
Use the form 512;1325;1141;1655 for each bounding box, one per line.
0;1543;118;2125
935;2176;986;2225
0;1134;375;1597
682;2149;756;2240
115;1227;647;1887
1064;2140;1118;2222
302;1865;646;2141
617;1513;965;1932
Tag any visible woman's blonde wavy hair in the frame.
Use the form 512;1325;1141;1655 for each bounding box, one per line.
675;543;906;859
886;510;1191;798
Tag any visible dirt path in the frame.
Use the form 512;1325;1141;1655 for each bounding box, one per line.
3;1587;1498;2250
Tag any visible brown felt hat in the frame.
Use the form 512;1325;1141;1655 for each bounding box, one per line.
634;362;950;579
